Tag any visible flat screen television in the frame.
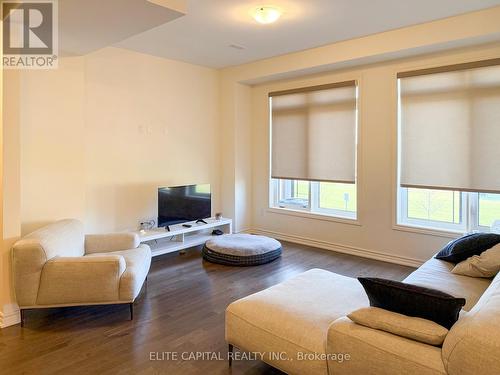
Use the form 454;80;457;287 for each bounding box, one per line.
158;184;211;227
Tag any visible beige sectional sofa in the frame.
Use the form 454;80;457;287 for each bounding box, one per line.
12;219;151;325
226;257;500;375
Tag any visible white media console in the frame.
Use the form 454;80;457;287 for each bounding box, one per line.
135;217;232;257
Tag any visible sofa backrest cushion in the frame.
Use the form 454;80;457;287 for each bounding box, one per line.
12;219;85;306
435;233;500;264
442;272;500;375
404;257;490;311
358;277;465;329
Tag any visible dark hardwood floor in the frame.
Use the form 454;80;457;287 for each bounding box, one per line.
0;241;414;375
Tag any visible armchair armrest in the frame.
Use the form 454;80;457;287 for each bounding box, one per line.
85;233;140;254
36;256;127;305
326;317;446;375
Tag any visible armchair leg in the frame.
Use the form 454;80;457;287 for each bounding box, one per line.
20;309;25;327
129;303;134;320
228;344;234;367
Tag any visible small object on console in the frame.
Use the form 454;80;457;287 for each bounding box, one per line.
182;224;192;228
140;220;156;231
212;229;224;236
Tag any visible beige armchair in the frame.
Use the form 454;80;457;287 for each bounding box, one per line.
12;219;151;326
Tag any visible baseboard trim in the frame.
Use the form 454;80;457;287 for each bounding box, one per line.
0;305;21;328
252;228;424;268
236;228;252;234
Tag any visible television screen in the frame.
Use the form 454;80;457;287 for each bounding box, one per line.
158;184;211;227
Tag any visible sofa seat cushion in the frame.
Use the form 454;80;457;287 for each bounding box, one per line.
404;257;490;311
442;272;500;375
226;269;368;374
87;244;151;301
328;317;447;375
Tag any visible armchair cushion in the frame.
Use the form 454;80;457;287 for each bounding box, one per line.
348;307;449;346
85;233;140;254
36;256;126;306
87;245;151;301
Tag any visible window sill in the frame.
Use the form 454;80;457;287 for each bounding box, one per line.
267;207;361;226
393;223;463;239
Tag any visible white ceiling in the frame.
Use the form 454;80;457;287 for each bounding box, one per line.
115;0;500;68
59;0;185;56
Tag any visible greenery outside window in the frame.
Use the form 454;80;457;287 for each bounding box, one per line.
271;179;357;220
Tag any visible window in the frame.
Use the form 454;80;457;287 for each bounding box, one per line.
478;193;500;227
272;179;357;219
399;188;500;232
274;179;310;209
269;81;358;220
399;188;465;231
397;60;500;233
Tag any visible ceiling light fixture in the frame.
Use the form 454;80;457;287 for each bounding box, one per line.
253;6;281;24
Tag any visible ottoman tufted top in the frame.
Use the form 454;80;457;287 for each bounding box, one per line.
205;234;281;256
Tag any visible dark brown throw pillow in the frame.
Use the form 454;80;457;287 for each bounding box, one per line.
358;277;466;329
435;233;500;264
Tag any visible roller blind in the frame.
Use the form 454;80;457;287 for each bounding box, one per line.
270;81;357;183
399;61;500;193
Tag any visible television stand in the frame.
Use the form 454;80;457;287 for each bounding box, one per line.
135;217;232;257
196;219;208;224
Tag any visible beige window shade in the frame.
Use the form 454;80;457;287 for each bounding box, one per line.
270;81;357;183
399;63;500;193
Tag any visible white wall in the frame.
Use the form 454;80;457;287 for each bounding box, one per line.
234;84;253;233
83;48;220;232
12;47;220;234
19;57;86;235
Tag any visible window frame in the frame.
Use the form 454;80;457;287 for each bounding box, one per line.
312;182;357;219
273;178;310;210
397;187;500;234
397;187;468;232
475;192;500;232
271;179;357;220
